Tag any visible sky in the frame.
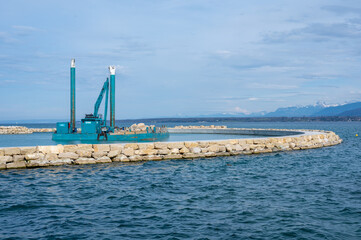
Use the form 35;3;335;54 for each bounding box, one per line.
1;0;361;121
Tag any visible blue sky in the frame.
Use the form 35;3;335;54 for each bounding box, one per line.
1;0;361;121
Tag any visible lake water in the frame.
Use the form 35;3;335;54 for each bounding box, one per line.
0;133;263;148
0;121;360;239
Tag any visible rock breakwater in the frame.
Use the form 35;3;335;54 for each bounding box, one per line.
0;127;342;170
0;126;32;134
0;126;55;134
31;128;56;133
174;125;227;129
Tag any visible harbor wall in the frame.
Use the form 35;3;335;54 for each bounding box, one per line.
0;128;342;170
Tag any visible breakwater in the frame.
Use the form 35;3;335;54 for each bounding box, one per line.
0;127;342;170
0;123;157;135
0;124;224;135
0;126;55;134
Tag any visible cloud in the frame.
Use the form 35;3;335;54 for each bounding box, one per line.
215;50;233;58
249;83;298;90
12;26;39;36
250;66;300;73
315;85;340;89
207;95;291;103
211;52;291;73
0;32;18;43
87;36;155;59
263;22;361;43
114;65;128;75
297;73;343;80
0;80;17;85
0;25;39;44
321;5;361;16
233;107;250;114
12;25;39;32
230;61;276;71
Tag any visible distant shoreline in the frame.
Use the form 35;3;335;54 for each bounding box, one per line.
1;116;361;125
130;116;361;123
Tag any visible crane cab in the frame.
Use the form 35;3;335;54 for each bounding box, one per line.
81;114;102;134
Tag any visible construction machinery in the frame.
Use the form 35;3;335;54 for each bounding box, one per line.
52;59;169;142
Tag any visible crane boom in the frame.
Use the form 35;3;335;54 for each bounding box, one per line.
94;78;109;121
103;78;109;126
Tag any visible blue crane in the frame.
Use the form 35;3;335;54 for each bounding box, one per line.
94;77;109;127
53;59;170;142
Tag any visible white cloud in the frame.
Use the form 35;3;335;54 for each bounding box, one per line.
233;107;250;114
12;25;39;32
215;50;233;58
0;80;16;85
249;83;298;90
0;32;18;43
114;65;128;74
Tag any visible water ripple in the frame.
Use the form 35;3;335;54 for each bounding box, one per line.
0;122;361;239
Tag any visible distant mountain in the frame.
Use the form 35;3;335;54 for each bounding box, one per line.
337;107;361;117
265;104;326;117
265;101;361;117
193;101;361;118
313;102;361;116
198;111;267;118
198;113;248;118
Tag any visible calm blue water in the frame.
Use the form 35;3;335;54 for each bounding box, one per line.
0;121;360;239
0;133;262;148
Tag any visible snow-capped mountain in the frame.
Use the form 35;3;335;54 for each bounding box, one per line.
313;102;361;116
265;101;361;117
195;101;361;118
